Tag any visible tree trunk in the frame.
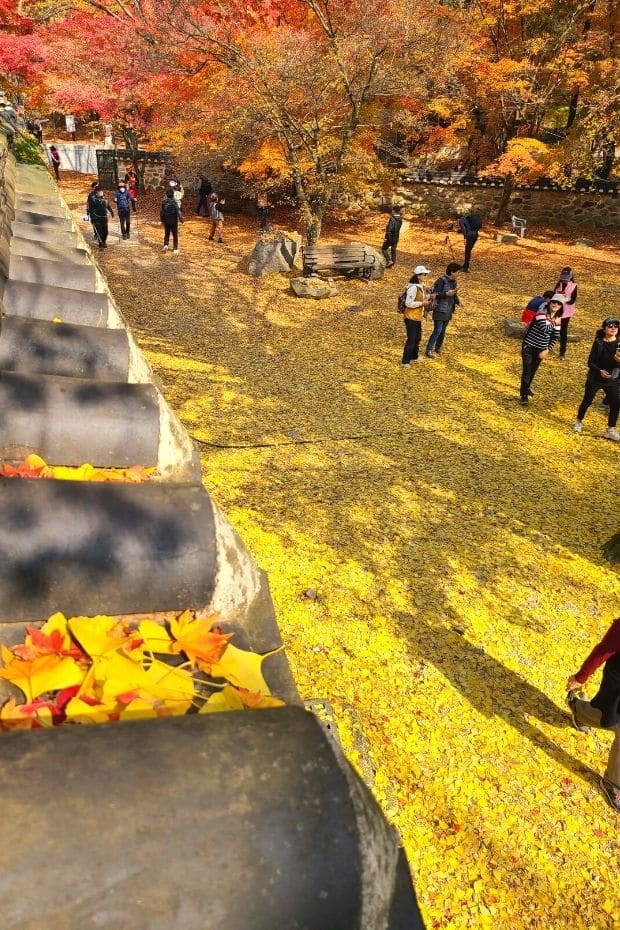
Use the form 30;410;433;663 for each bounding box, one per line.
566;91;579;130
121;125;144;193
494;175;514;225
305;214;322;245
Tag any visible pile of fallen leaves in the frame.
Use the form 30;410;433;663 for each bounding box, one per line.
60;172;620;930
0;455;154;483
0;611;282;729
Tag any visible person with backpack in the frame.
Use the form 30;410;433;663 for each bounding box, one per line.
160;188;183;254
113;180;133;240
208;194;225;243
196;173;213;215
84;180;99;241
554;266;578;360
566;615;620;813
89;185;114;249
521;290;555;325
424;262;462;359
572;318;620;442
519;293;564;404
381;206;403;268
401;266;432;368
457;211;482;272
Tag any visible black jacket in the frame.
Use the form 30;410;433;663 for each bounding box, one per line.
160;197;182;224
198;177;212;196
431;275;460;321
585;335;619;380
90;193;113;220
384;215;402;245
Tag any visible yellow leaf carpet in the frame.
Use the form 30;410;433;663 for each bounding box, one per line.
64;175;619;930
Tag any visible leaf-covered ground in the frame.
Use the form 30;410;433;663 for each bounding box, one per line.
65;174;620;929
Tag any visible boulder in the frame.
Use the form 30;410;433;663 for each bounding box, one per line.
349;242;387;280
504;318;580;341
291;276;339;299
572;238;595;247
496;232;519;245
248;230;302;276
603;533;620;565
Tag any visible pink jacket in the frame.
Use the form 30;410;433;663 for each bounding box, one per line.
555;280;577;318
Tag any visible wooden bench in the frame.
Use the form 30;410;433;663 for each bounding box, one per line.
302;244;376;281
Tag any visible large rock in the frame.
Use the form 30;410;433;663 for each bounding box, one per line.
504;318;580;341
248;230;301;276
348;242;387;280
291;276;339;299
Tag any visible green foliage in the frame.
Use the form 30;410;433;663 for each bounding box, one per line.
13;133;44;165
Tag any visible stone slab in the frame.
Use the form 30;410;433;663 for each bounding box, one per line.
496;232;519;244
13;201;67;219
2;279;109;325
10;220;79;247
13;210;73;229
0;371;160;466
0;709;422;929
0;316;130;381
9;255;97;291
0;479;216;619
10;237;91;265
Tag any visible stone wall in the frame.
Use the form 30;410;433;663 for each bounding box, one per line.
389;180;620;230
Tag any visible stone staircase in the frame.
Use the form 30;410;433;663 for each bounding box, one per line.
0;134;422;929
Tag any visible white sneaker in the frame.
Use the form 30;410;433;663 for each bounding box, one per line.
603;427;620;442
572;421;583;434
402;363;410;370
162;245;168;251
173;249;180;254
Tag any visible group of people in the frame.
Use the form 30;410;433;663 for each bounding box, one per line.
382;205;482;273
159;171;226;253
84;168;139;248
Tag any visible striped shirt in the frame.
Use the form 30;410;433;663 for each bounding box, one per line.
523;312;561;352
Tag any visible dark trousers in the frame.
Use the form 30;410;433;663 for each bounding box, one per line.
164;221;178;249
402;319;422;363
463;233;478;270
52;163;60;180
381;239;397;264
196;194;210;215
577;376;619;427
258;206;269;231
520;345;542;399
426;319;448;354
119;210;130;237
92;216;109;246
559;316;570;357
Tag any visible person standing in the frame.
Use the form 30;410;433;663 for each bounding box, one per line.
572;318;620;441
457;211;482;272
401;266;432;368
196;173;213;215
85;180;99;241
49;145;61;181
554;266;578;360
381;206;403;268
257;192;270;233
113;181;133;239
519;293;564;403
90;185;114;249
425;262;462;358
566;616;620;813
160;188;183;254
208;194;225;243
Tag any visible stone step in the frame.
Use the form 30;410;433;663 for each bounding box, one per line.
11;220;80;247
2;280;110;326
13;210;73;228
0;371;160;467
10;237;91;265
0;317;130;381
9;254;97;292
13;201;68;220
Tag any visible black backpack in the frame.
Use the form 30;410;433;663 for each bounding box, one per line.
161;198;178;222
397;291;407;313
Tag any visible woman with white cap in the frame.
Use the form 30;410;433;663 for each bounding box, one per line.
519;293;564;403
401;265;432;368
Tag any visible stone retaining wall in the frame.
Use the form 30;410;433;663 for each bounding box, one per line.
388;181;620;230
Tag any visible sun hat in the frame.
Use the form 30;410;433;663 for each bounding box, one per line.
414;265;431;274
549;293;567;304
559;267;573;282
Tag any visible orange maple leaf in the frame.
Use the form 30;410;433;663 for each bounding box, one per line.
169;611;231;666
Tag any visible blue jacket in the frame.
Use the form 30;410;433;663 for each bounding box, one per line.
114;189;132;213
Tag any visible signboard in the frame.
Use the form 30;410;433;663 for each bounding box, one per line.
65;114;76;134
96;149;118;190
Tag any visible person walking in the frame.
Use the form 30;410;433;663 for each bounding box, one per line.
113;180;133;239
124;167;138;213
425;262;462;359
196;173;213;215
208;194;225;243
49;144;61;181
381;206;403;268
84;180;99;241
518;293;564;404
554;266;578;360
160;188;183;253
457;211;482;272
90;185;114;249
566;616;620;813
572;318;620;441
401;266;432;368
